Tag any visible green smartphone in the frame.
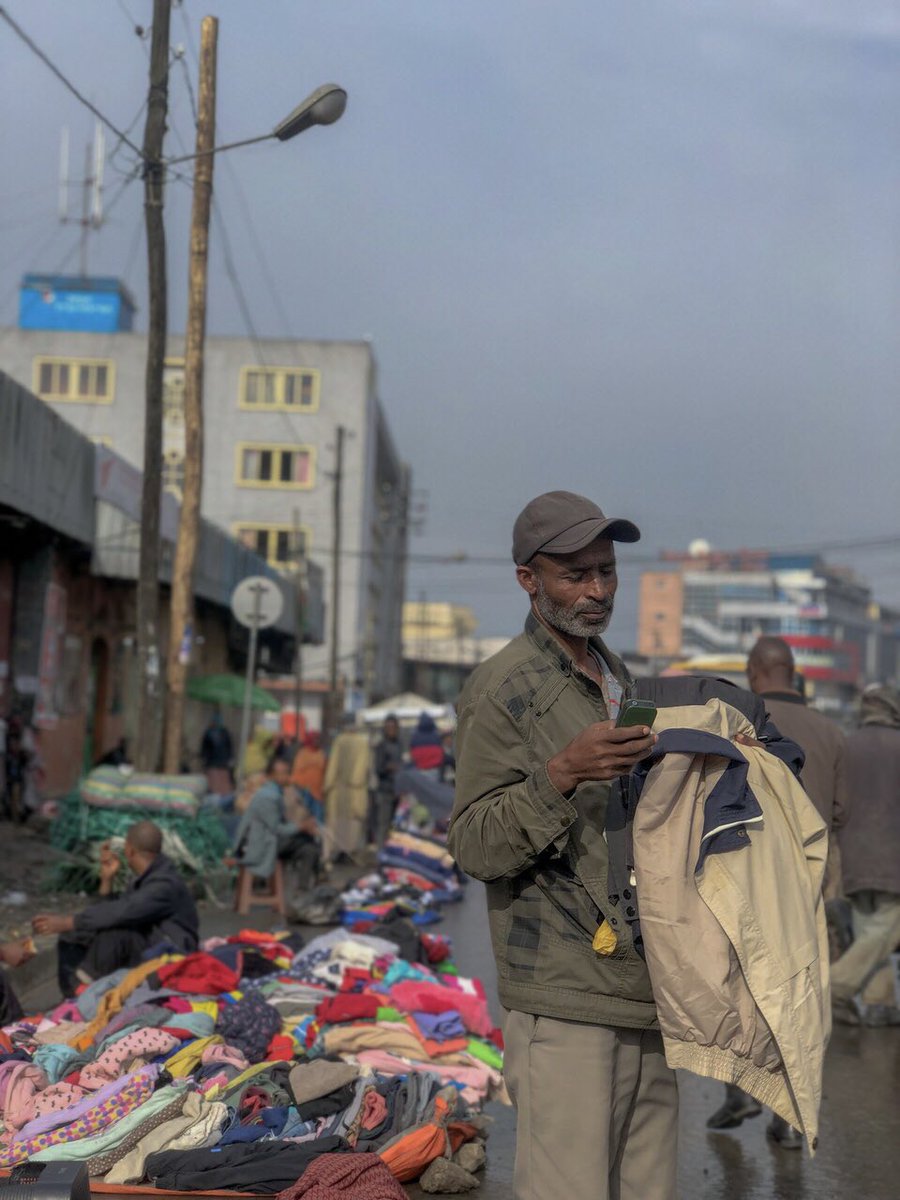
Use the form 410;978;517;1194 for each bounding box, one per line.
616;699;657;729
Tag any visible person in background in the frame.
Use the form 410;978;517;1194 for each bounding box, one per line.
242;726;275;777
3;715;29;823
372;714;403;848
0;938;36;1026
409;712;445;775
33;821;199;996
200;712;233;795
322;721;371;861
290;730;327;810
831;685;900;1026
707;634;848;1148
232;757;320;896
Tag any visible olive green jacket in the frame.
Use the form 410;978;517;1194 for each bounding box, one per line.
448;613;657;1028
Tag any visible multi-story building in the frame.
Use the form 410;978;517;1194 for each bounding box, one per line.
1;274;411;701
638;547;900;713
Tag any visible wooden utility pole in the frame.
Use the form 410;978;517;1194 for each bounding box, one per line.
135;0;172;771
293;508;306;741
163;15;218;774
327;426;345;735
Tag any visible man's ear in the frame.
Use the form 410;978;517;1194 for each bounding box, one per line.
516;563;539;597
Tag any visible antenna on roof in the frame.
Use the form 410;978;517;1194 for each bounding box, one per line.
58;120;107;277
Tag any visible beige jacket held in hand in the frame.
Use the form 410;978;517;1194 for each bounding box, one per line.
632;699;830;1151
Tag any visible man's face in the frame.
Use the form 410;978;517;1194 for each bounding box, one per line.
517;537;618;638
272;760;291;787
385;719;399;741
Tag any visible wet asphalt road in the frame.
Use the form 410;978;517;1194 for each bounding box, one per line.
418;880;900;1200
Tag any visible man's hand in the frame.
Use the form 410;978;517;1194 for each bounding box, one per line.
32;913;75;937
734;733;765;750
98;841;121;893
0;938;36;968
548;721;657;795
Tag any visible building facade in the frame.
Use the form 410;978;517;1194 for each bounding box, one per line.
637;548;900;713
0;370;307;794
0;298;410;701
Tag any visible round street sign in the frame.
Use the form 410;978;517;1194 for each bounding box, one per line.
230;575;284;630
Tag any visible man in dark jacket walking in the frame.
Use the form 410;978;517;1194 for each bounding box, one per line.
831;685;900;1025
33;820;199;995
449;492;668;1200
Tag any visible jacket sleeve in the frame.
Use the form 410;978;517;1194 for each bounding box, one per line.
831;734;849;832
448;690;576;882
74;878;173;934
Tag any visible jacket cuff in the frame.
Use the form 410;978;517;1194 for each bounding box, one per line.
528;761;578;854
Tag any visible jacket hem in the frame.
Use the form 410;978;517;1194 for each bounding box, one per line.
498;981;659;1030
662;1039;810;1145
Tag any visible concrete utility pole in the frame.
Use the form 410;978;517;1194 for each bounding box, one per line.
163;14;218;774
328;425;346;735
135;0;172;772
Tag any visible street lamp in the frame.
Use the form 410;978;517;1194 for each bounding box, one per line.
165;84;348;165
160;35;348;773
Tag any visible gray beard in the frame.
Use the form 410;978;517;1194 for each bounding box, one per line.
535;579;613;638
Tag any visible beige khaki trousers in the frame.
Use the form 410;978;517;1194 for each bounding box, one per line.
831;890;900;1003
503;1010;678;1200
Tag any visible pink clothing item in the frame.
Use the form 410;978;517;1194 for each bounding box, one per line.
198;1071;229;1096
79;1028;179;1090
30;1083;85;1120
201;1044;249;1071
0;1067;158;1167
0;1063;49;1132
47;1001;83;1023
387;982;492;1037
353;1050;497;1106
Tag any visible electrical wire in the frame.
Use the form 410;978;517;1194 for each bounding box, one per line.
0;5;145;159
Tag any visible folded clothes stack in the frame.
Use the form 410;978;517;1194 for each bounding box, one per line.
0;928;501;1194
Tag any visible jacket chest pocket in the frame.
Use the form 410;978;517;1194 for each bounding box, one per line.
525;675;606;760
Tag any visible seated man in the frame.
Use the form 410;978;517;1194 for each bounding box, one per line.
232;757;321;896
33;820;199;996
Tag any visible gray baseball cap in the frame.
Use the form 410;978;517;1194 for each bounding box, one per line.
512;490;641;565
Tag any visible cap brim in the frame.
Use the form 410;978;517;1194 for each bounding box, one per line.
538;516;641;556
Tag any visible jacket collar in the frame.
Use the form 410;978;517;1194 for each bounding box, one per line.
524;611;632;690
134;853;170;888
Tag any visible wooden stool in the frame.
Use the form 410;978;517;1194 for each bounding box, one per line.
234;861;286;918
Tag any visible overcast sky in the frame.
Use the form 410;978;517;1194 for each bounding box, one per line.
2;1;899;642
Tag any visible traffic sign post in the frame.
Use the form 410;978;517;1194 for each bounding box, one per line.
231;576;284;779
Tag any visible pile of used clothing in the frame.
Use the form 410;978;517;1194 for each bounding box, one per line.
0;927;501;1194
336;832;463;930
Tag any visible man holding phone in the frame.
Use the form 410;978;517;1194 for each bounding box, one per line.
450;491;673;1200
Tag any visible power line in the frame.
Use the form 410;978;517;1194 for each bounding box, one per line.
0;5;145;159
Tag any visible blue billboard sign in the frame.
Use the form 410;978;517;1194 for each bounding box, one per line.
19;274;136;333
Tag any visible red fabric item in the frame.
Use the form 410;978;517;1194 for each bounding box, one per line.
338;968;374;994
63;1070;81;1086
420;935;451;965
156;954;240;995
488;1026;504;1050
0;1033;13;1055
265;1035;295;1061
304;1020;321;1050
316;993;381;1024
388;982;492;1037
275;1151;407;1199
409;744;444;771
162;997;193;1013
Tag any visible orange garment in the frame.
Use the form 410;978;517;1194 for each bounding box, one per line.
70;955;178;1051
290;747;326;802
404;1017;469;1060
379;1090;477;1183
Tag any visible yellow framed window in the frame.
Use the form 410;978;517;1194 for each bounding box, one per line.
234;523;311;570
239;366;320;412
34;357;114;403
236;443;315;489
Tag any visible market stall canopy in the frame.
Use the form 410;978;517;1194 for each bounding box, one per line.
187;673;281;712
